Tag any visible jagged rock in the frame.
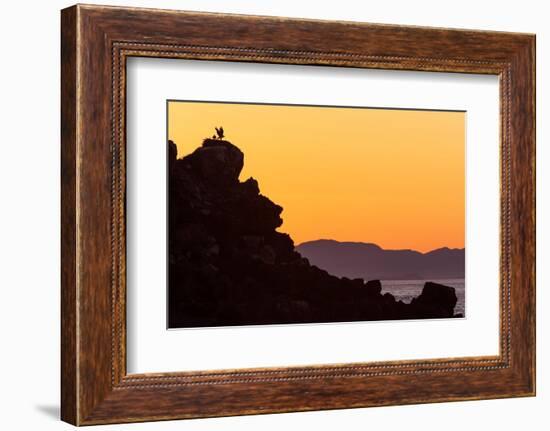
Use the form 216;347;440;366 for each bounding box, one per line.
242;177;260;194
168;138;458;328
365;279;382;296
409;282;458;318
168;139;178;170
184;138;243;184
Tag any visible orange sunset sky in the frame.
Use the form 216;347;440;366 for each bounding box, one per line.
168;101;465;252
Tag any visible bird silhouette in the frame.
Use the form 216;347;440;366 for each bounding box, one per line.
215;126;225;140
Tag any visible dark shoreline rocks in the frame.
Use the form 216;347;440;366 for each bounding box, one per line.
168;138;458;328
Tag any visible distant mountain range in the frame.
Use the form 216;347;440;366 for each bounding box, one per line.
296;239;465;280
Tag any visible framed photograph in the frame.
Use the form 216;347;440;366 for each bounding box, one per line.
165;100;466;329
61;4;535;425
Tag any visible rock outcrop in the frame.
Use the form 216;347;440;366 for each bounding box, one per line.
409;282;458;319
168;138;458;328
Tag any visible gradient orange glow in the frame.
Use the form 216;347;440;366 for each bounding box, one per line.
168;101;465;252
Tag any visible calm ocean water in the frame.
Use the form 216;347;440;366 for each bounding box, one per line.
380;279;465;316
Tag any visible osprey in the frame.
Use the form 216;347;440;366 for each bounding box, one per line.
215;126;225;140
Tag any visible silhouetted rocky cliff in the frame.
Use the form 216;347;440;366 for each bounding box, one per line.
168;138;458;328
